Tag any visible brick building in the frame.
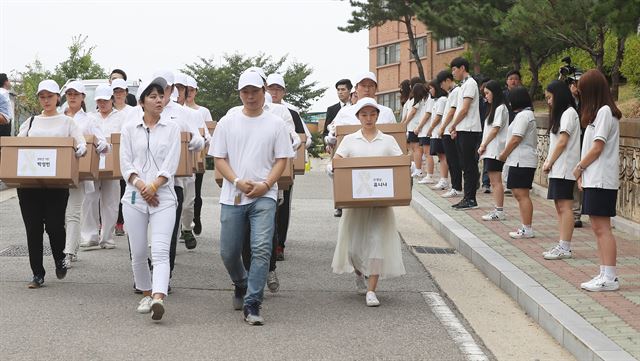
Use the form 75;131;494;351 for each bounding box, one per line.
369;20;467;117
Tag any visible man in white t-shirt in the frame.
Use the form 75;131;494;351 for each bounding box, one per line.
210;71;294;326
449;57;482;210
0;73;14;136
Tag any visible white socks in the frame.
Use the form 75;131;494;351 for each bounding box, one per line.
522;224;533;233
559;240;571;251
603;266;617;281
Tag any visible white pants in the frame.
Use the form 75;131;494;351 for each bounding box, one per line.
64;182;86;255
81;180;120;244
180;177;195;231
123;204;175;295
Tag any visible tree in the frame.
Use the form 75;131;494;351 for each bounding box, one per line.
183;53;326;120
13;60;53;118
340;0;427;81
52;34;107;86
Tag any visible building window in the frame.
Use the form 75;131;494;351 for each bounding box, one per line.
437;36;462;51
377;92;401;120
415;37;426;58
376;43;401;66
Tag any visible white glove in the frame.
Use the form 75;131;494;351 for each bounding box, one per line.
305;135;312;149
75;143;87;158
326;163;334;178
277;190;284;206
324;135;337;146
291;136;301;151
204;136;211;146
188;135;205;151
95;140;110;154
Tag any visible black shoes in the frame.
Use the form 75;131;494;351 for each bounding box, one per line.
182;230;197;249
574;220;583;228
453;198;479;210
193;218;202;235
27;275;44;289
55;259;68;280
233;285;247;311
334;209;342;217
243;303;264;325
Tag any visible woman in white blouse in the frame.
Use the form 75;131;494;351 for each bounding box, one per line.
120;77;180;320
17;79;86;288
498;87;538;239
574;70;622;292
424;80;449;188
62;81;109;266
478;80;509;221
541;80;580;260
331;97;406;307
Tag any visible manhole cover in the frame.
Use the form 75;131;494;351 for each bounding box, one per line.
0;245;52;257
412;246;456;255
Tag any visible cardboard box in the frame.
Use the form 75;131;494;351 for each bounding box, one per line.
0;136;79;188
79;135;99;180
99;133;121;180
214;158;294;190
204;121;216;157
175;132;194;178
332;155;411;208
293;133;306;176
335;124;408;155
192;128;206;174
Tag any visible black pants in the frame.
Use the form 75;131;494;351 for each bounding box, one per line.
277;187;293;249
442;135;462;191
169;186;184;275
194;172;204;221
17;188;69;278
455;131;482;201
0;121;11;136
242;204;278;273
116;179;126;224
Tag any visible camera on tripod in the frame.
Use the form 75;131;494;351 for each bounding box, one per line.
558;56;582;83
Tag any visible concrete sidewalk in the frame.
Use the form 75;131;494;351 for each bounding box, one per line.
411;182;639;361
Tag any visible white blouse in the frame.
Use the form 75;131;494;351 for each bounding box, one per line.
581;105;620;189
505;109;538;168
480;104;509;160
335;129;403;158
18;113;86;148
547;107;580;180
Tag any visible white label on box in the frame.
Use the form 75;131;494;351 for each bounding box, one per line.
352;168;394;198
99;154;106;169
17;149;57;177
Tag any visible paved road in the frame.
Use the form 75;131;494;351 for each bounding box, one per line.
0;165;488;360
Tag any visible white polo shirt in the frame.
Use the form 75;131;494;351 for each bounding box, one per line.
443;87;459;136
210;109;294;206
418;96;435;137
547;107;580;180
335;129;403;158
406;98;421;132
120;115;181;214
505;109;538;168
480;104;509;160
430;96;448;139
581;105;620;189
454;77;481;132
17;113;86;148
401;98;413;126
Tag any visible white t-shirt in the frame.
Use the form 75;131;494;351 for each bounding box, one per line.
547;107;580;180
193;105;213;123
67;109;107;142
210;110;295;206
406;98;421;132
0;88;13;120
505;109;538;168
418;96;435;137
17;113;86;147
480;104;509;160
581;105;620;189
443;87;460;136
429;96;448;139
91;109;125;137
454;77;481;132
401;98;413;125
329;101;397;136
335;129;403;158
227;102;298;144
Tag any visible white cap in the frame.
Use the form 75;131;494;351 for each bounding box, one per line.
111;78;128;90
137;76;168;101
354;71;377;86
94;84;113;101
186;75;197;89
174;72;188;86
36;79;60;95
243;66;266;81
265;92;273;103
238;72;264;90
152;70;175;86
351;97;382;115
266;73;286;88
64;80;85;94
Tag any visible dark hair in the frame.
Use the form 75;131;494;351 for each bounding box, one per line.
138;83;165;103
546;80;576;134
0;73;8;87
335;79;352;90
483;80;506;126
411;83;428;103
506;70;522;80
436;70;453;85
400;79;411;105
428;80;447;98
110;69;127;81
450;57;470;72
577;69;622;127
508;86;533;112
410;76;423;88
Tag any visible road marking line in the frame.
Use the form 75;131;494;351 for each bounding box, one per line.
422;291;489;361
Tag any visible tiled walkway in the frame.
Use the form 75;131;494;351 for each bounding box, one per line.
414;182;640;358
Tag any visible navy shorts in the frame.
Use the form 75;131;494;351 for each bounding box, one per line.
506;166;535;189
407;132;420;143
547;178;575;200
429;138;445;155
582;188;617;217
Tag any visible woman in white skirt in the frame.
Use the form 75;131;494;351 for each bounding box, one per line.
331;97;406;307
120;77;180;320
62;81;109;266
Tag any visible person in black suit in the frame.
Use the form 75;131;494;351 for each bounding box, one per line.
323;79;352;137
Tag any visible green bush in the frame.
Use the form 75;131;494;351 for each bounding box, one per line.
621;35;640;87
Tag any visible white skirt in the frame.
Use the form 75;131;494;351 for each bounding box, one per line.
331;207;406;279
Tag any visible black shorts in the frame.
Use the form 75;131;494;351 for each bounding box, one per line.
407;132;420;143
506;166;535;189
582;188;617;217
483;158;504;172
547;178;575;200
418;136;430;146
429;138;445;155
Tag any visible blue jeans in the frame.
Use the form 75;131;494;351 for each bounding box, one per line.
220;197;276;307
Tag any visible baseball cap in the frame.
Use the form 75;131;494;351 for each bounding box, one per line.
186;75;198;89
266;73;286;88
111;78;128;90
152;70;175;86
94;84;113;101
238;72;264;90
174;72;188;86
137;76;168;101
354;71;377;86
351;97;381;115
243;66;267;81
36;79;60;95
64;80;85;94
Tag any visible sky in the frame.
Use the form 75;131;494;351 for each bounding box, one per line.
0;0;369;112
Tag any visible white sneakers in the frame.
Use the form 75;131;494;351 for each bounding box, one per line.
411;169;424;178
430;179;449;190
481;210;506;221
150;299;165;321
366;291;380;307
79;240;99;248
543;245;572;260
417;174;435;184
137;296;153;313
581;275;619;292
509;227;534;239
355;274;367;295
100;239;116;249
441;189;461;198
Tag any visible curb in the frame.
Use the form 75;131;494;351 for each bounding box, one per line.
411;189;637;361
